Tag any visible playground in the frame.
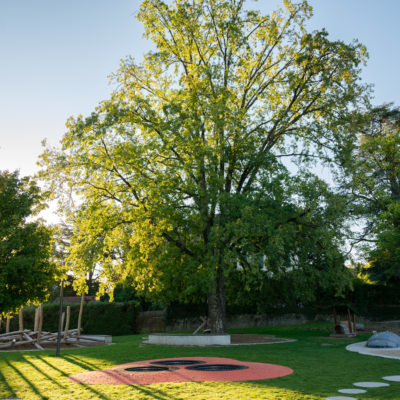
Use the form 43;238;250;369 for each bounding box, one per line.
1;323;400;400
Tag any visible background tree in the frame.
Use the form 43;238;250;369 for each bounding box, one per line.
226;172;354;311
0;171;57;315
344;104;400;285
40;0;367;333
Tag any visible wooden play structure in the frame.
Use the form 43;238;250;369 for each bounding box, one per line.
0;294;106;350
330;305;358;338
193;316;211;335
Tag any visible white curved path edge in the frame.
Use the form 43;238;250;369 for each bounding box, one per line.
346;341;400;360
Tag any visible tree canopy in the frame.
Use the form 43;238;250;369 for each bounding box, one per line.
344;104;400;285
40;0;368;332
0;171;57;315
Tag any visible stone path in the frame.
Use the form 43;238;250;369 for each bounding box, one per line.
346;341;400;360
338;389;366;394
325;375;400;400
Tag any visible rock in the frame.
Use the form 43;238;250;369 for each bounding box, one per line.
367;331;400;348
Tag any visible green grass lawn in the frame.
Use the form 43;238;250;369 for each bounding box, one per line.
1;323;399;399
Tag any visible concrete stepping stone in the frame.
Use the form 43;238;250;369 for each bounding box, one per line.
383;375;400;382
325;397;356;400
353;381;390;388
338;388;367;394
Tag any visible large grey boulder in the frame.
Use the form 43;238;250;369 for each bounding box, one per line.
367;331;400;348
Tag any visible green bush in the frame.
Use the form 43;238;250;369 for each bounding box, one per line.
1;301;140;336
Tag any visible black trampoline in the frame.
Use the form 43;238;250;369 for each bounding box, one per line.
185;364;248;371
151;360;206;366
124;366;170;372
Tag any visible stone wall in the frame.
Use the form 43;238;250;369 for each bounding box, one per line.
136;310;166;333
136;310;379;333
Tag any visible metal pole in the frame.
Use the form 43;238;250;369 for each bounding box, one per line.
56;280;64;357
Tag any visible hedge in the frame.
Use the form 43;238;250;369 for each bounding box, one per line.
165;301;400;322
1;301;140;336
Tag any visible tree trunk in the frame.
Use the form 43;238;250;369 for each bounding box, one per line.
207;268;227;334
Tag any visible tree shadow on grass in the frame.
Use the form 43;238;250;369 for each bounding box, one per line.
22;355;66;389
63;354;103;371
37;355;111;400
128;383;181;400
5;359;48;399
0;367;18;399
62;355;180;400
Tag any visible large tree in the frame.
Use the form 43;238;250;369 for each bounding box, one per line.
40;0;367;333
0;171;56;315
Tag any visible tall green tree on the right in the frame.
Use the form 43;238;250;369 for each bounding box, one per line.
345;104;400;284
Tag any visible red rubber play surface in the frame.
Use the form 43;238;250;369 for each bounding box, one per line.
69;357;293;385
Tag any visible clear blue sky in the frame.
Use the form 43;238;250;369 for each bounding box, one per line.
1;0;399;178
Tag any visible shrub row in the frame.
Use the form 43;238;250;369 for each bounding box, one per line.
2;301;140;336
165;301;400;322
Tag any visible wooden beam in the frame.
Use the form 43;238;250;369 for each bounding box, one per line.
77;292;85;343
23;332;44;350
37;305;43;343
19;309;24;340
347;308;353;334
34;307;39;332
0;329;30;338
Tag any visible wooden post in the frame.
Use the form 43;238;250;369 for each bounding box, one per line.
56;280;64;357
64;306;70;342
34;307;39;332
77;292;85;343
37;304;43;343
6;317;10;334
347;308;353;334
19;309;23;340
